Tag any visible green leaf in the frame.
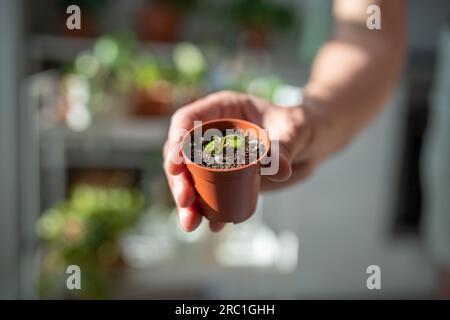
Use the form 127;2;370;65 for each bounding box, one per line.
203;134;244;155
203;136;222;154
224;134;244;149
173;42;206;83
203;140;216;154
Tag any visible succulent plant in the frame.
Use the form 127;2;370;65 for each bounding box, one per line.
203;134;245;155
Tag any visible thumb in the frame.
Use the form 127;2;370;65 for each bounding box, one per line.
264;142;292;182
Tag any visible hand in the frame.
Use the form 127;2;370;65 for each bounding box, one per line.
163;91;316;232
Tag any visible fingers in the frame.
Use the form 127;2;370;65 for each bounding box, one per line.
167;171;228;233
261;160;316;191
166;90;261;175
168;91;258;143
163;140;192;207
174;188;227;233
165;92;241;172
177;201;227;233
168;92;227;143
169;173;202;232
164;141;186;176
164;145;199;231
264;143;293;182
164;91;262;233
209;221;226;233
178;204;202;232
266;151;292;182
164;139;229;233
165;153;227;232
178;206;226;233
168;170;196;208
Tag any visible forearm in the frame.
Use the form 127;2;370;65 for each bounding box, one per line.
300;0;407;164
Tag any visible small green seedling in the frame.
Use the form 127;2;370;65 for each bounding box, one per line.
204;134;244;155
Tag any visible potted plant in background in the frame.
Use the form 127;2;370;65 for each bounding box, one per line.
182;119;270;223
171;42;208;107
61;33;209;122
37;185;144;299
129;42;208;117
225;0;297;48
60;33;139;129
137;0;199;42
130;54;174;117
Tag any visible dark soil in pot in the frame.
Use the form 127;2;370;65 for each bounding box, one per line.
190;129;266;169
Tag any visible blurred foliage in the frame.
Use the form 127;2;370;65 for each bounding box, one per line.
56;0;111;15
173;42;207;84
67;32;207;114
159;0;200;12
132;54;162;90
37;185;144;299
63;29;295;121
225;0;297;32
70;32;138;92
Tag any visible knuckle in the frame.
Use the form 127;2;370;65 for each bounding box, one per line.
171;108;187;124
210;90;234;100
240;93;254;105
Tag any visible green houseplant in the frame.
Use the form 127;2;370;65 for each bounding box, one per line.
137;0;199;42
225;0;297;48
37;185;144;299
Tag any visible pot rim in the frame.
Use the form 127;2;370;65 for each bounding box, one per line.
181;118;271;173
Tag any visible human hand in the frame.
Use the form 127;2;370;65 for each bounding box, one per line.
163;91;316;232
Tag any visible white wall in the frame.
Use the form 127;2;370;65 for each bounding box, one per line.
0;0;21;299
260;83;435;298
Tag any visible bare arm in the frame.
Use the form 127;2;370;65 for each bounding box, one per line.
163;0;407;230
302;0;407;163
259;0;408;190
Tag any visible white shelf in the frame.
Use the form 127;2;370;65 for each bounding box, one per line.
29;34;176;64
39;117;170;169
41;117;170;150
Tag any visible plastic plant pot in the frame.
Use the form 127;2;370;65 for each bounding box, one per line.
181;118;271;223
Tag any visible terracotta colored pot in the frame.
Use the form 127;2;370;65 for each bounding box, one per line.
182;119;270;223
130;81;173;117
137;3;182;42
240;26;272;49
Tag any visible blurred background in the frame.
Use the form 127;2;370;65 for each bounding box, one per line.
1;0;449;299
